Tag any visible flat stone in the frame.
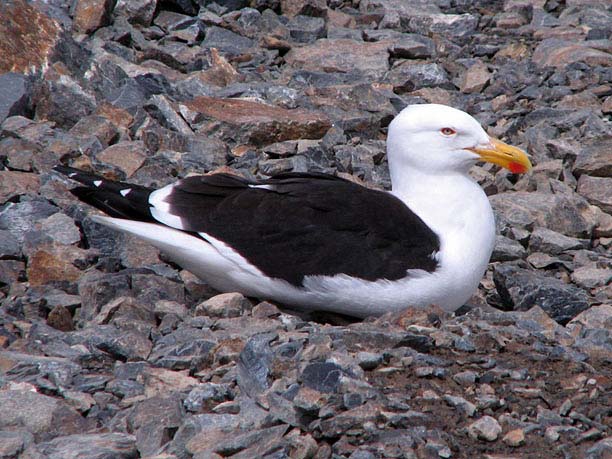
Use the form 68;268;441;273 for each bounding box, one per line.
528;227;586;255
0;390;89;442
0;0;62;74
47;305;74;332
181;96;331;145
69;115;120;147
195;292;251;318
468;416;502;441
571;266;612;289
577;175;612;213
386;62;451;93
491;235;527;262
95;141;147;177
288;15;326;43
0;171;39;202
459;61;491;94
300;362;344;393
573;138;612;178
281;0;327;18
0;230;20;257
490;191;598;238
73;0;114;34
25;433;137;459
39;213;81;245
532;39;612;68
285;39;391;78
493;264;590;324
27;244;87;286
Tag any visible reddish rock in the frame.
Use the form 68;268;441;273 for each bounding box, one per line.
281;0;327;18
69;115;120;147
0;171;39;202
0;0;61;74
181;96;331;145
195;48;242;87
532;39;612;68
73;0;114;34
27;245;87;286
47;305;74;332
95;141;147;177
284;39;390;77
459;61;491;94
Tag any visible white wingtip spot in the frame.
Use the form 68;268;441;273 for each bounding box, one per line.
120;188;132;197
248;184;275;191
68;172;77;178
93;180;103;187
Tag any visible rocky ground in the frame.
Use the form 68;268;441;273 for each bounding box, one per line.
0;0;610;458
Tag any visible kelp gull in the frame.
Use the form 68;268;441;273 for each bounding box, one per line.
56;104;531;317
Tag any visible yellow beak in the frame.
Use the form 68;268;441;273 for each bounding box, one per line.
470;137;532;174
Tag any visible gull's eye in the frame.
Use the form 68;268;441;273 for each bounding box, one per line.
440;127;456;136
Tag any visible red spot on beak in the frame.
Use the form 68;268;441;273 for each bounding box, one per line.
508;162;527;174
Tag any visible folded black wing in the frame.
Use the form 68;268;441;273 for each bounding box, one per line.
159;172;440;286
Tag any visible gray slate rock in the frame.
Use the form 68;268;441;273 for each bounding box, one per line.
0;73;30;123
493;264;590;324
22;433;137;459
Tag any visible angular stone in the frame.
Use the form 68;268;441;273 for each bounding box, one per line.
493;264;590;324
571;266;612;289
281;0;327;18
468;416;502;441
0;390;89;442
0;200;58;244
27;244;87;286
409;13;479;37
288;15;326;43
578;175;612;213
129;395;183;456
533;39;612;68
300;362;344;393
491;235;527;262
95;141;147;177
0;230;20;258
459;61;491;94
40;213;81;246
34;77;97;129
201;26;255;56
25;433;137;459
73;0;114;34
0;0;62;74
573;138;612;178
237;332;276;397
528;227;586;255
502;428;526;447
47;305;74;332
0;73;30;123
0;430;33;458
285;39;390;78
182;96;331;145
195;292;251;318
490;191;598;238
386;62;451;93
0;171;39;202
114;0;157;26
69;115;120;147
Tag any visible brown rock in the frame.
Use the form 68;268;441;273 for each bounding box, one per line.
326;9;357;28
0;171;39;202
459;61;491;94
502;429;526;447
577;175;612;213
532;39;612;68
96;103;135;132
0;0;61;74
281;0;327;18
495;42;530;60
196;48;242;87
602;96;612;114
47;305;74;332
195;292;251;318
72;0;114;34
181;96;331;145
27;244;87;286
285;39;390;77
69;115;120;147
95;141;147;177
143;367;199;398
